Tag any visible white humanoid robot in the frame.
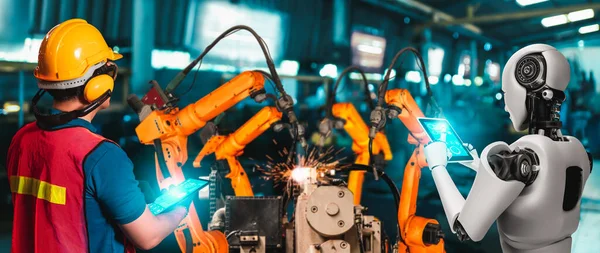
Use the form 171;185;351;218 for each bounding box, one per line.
423;44;593;253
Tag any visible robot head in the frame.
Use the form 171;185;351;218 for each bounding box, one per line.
501;44;570;131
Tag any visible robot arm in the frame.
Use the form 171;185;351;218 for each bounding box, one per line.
458;144;480;172
332;103;392;204
193;106;282;196
385;89;430;145
132;71;267;253
135;71;266;144
331;103;393;161
425;141;534;241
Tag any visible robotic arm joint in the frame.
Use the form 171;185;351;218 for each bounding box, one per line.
488;147;539;186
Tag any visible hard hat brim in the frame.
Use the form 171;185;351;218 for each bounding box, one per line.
110;52;123;61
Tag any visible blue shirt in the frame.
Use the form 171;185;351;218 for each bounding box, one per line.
50;115;146;252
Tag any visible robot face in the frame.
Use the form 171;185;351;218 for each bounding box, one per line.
501;44;570;132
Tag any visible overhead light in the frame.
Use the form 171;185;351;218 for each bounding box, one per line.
384;68;397;80
516;0;548;7
3;102;21;113
483;42;492;51
428;76;439;85
474;76;483;86
578;40;586;48
357;44;383;54
444;74;452;83
495;92;503;100
464;79;472;86
405;71;422;83
151;49;191;70
319;64;338;78
279;60;300;76
452;75;464;86
568;9;594;22
579;24;599;34
541;14;568;27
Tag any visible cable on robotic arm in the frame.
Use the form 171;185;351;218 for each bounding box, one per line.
376;47;434;108
368;47;441;165
167;25;285;97
344;164;400;213
327;66;377;167
164;24;304;161
326;66;375;118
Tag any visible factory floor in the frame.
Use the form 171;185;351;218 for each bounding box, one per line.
0;160;598;252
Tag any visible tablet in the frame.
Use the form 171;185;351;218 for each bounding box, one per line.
149;178;209;215
417;117;474;163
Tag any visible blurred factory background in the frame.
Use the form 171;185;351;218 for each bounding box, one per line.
1;0;600;252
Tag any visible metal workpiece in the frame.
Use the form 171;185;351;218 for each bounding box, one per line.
307;186;355;237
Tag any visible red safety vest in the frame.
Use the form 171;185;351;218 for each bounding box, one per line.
7;122;136;253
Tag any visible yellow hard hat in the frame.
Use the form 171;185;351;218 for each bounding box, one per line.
34;18;122;82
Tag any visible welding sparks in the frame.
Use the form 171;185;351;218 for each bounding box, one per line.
291;166;312;184
255;143;348;197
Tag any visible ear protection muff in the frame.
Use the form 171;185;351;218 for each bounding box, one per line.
83;63;118;102
515;54;546;90
84;75;114;102
32;62;118;128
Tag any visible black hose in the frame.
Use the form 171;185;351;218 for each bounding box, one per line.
368;138;375;167
344;164;400;212
327;66;375;118
377;47;432;108
345;163;405;246
169;25;287;98
357;225;366;253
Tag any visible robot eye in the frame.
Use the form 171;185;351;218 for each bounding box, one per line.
515;54;546;90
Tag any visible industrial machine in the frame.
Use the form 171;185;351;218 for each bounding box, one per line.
292;166;384;253
130;25;304;253
193;106;283;197
130;25;445;253
366;47;446;253
318;66;393;205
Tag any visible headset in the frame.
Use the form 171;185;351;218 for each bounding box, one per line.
32;61;118;128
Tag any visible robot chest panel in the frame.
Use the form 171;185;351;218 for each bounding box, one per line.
499;135;590;242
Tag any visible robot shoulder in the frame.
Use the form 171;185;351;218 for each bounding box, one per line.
482;141;540;186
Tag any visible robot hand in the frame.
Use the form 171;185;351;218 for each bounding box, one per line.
458;143;480;171
423;129;452;171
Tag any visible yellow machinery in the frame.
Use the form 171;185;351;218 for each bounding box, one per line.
131;71;265;252
193;106;282;196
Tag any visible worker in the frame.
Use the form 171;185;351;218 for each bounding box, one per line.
6;19;187;252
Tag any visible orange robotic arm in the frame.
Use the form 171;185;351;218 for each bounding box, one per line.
193;106;282;196
133;71;266;253
385;88;444;253
332;102;392;205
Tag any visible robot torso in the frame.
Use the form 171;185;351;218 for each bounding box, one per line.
496;134;591;252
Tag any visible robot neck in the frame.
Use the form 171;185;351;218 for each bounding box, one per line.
526;89;565;141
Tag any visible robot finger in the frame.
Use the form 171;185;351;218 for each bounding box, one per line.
439;124;448;143
463;143;474;150
446;149;453;160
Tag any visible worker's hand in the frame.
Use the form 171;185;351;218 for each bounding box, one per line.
424;126;452;171
459;143;480;171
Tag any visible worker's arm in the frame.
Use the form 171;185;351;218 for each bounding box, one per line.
120;206;187;250
84;142;187;250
